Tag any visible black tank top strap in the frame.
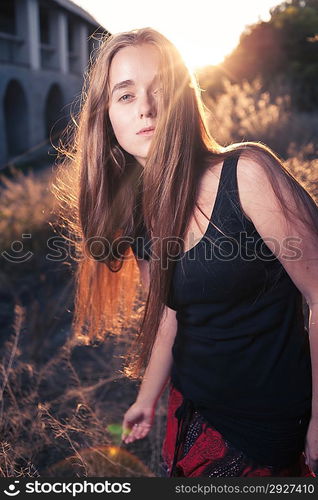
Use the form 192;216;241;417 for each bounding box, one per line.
212;151;254;233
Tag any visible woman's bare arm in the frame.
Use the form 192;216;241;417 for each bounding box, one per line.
136;304;177;407
135;258;177;407
122;303;177;443
121;259;177;442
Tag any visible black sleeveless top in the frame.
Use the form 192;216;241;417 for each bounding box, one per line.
131;152;312;468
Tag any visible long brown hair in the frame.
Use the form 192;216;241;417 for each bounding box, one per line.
52;27;318;380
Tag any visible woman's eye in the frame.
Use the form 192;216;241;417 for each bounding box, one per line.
119;94;133;102
118;89;162;102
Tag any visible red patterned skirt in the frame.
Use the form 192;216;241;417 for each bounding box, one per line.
161;382;315;477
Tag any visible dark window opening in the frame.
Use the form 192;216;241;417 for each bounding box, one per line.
39;5;50;44
68;18;76;52
0;0;16;35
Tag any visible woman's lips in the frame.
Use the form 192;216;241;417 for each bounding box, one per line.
137;127;155;135
138;129;155;136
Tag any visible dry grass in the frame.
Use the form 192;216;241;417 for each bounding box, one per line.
0;301;168;477
0;80;317;476
205;77;318;161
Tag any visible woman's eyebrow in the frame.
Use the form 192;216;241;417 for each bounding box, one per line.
111;79;135;96
111;76;159;97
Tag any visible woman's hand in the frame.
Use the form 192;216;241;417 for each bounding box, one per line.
304;417;318;475
121;401;155;444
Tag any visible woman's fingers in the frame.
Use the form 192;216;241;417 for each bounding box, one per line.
121;422;131;440
122;423;137;443
127;423;143;441
123;423;152;443
135;423;151;439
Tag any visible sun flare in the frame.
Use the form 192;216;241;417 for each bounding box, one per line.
176;41;230;71
75;0;275;71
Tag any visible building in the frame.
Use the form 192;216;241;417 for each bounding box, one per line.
0;0;109;170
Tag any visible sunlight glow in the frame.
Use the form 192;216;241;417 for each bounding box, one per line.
172;35;236;72
75;0;278;70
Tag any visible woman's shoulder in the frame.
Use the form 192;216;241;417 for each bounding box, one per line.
235;151;277;223
198;148;268;224
207;142;289;226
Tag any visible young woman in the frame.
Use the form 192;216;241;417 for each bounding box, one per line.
54;28;318;477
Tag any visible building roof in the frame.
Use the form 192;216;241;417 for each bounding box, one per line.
52;0;104;27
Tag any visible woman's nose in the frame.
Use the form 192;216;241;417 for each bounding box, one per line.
139;93;157;118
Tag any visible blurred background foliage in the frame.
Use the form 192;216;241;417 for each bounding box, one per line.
196;0;318;111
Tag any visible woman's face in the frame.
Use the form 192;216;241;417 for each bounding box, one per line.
108;43;161;167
